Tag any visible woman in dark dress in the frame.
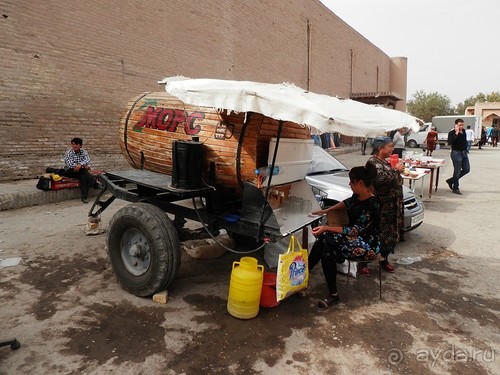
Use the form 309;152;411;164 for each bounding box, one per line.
309;165;381;310
364;136;405;274
425;127;439;156
478;126;487;149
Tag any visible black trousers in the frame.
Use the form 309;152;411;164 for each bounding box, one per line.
61;169;95;199
309;236;341;294
393;148;405;158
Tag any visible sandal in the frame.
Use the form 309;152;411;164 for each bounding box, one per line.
380;260;395;273
316;294;340;310
359;265;370;277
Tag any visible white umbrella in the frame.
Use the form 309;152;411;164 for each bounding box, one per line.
159;76;420;137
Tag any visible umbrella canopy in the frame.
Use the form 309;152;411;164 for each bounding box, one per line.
159;76;420;137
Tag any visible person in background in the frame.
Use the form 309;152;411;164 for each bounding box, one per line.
392;128;406;158
446;119;470;195
425;126;439;156
361;136;368;155
363;136;404;274
61;137;99;203
490;125;499;147
465;125;475;152
478;126;487;149
309;165;381;310
486;126;493;145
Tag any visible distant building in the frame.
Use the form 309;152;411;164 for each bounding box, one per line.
0;1;410;181
465;102;500;127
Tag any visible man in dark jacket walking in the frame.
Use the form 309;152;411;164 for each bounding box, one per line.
446;119;470;195
491;125;499;147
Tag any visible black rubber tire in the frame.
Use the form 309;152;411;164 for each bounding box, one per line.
107;203;180;297
407;140;418;148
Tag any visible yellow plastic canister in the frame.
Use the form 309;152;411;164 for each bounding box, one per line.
227;257;264;319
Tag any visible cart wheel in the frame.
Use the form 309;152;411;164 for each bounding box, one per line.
107;203;180;297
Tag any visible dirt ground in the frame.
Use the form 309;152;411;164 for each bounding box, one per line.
1;147;499;374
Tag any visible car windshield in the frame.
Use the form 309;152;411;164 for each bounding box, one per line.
420;124;430;132
307;145;349;175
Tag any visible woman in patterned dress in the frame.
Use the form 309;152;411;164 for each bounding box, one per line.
364;136;405;274
309;165;382;310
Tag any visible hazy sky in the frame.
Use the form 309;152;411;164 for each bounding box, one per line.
319;0;500;105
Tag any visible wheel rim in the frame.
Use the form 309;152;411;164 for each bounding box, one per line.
120;228;151;276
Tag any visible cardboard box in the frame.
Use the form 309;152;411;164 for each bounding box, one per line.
267;138;313;185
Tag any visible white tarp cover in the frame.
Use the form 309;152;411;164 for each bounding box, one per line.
160;76;420;137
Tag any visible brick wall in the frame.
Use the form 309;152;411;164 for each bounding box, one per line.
0;0;395;181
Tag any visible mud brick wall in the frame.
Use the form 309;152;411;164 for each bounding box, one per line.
0;0;395;181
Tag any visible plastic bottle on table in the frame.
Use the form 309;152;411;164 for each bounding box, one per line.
255;166;282;176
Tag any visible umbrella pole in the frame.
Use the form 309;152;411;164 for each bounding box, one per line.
258;120;284;237
236;112;253;188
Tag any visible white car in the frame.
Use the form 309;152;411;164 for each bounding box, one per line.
406;123;430;149
305;146;424;231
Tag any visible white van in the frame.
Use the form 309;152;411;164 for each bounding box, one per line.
406;123;430;148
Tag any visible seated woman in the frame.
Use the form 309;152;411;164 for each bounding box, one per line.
309;165;381;310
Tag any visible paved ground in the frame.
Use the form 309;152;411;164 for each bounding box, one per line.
0;145;499;374
0;179;101;211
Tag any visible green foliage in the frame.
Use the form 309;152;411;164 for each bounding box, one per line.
406;91;455;122
455;92;500;115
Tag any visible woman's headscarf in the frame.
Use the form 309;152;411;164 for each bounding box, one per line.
371;136;393;155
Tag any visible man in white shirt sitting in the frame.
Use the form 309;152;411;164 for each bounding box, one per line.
61;137;98;203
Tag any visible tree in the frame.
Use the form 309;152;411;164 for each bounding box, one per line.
455;91;500;115
406;91;455;122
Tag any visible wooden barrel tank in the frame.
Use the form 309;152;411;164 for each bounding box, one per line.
119;92;311;192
